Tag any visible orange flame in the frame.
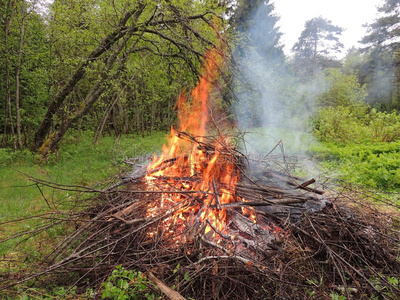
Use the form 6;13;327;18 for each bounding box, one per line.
145;47;249;242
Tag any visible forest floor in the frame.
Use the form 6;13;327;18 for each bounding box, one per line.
1;129;399;299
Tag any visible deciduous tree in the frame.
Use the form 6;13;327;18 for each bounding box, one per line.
32;0;228;157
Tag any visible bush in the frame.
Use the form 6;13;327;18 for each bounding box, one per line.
368;109;400;142
311;107;400;144
318;69;367;108
311;106;369;143
310;141;400;191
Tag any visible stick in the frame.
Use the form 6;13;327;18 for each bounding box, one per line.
146;271;186;300
206;219;231;240
212;179;222;209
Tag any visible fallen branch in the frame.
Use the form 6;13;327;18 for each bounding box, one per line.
146;272;186;300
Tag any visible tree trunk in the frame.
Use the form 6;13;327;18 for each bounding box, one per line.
3;0;16;150
312;36;318;77
32;2;146;153
15;1;25;149
39;9;147;157
94;98;116;146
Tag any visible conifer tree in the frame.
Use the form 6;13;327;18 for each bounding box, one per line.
292;17;343;78
230;0;284;65
361;0;400;110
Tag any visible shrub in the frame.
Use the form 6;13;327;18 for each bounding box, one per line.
311;107;400;144
310;141;400;191
318;69;367;108
311;106;369;143
368;109;400;142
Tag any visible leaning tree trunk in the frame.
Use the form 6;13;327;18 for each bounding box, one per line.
39;15;146;157
31;2;146;153
33;2;219;156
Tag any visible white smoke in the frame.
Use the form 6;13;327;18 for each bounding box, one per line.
232;2;330;178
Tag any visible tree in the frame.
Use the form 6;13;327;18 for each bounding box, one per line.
228;0;286;128
292;17;344;78
229;0;284;65
0;0;47;149
1;0;17;149
360;0;400;110
31;0;227;157
361;0;400;51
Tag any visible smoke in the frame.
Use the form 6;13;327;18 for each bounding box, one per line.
232;2;328;157
365;56;398;110
230;2;334;180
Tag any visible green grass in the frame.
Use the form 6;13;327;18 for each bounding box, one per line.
241;127;400;194
2;129;400;298
0;131;167;264
309;140;400;192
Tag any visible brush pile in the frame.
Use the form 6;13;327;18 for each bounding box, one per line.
3;131;399;300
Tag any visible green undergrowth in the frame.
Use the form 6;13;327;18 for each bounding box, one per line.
0;131;167;278
310;140;400;193
243;126;400;196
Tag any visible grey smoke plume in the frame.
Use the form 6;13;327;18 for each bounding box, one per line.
232;3;328;157
230;2;335;181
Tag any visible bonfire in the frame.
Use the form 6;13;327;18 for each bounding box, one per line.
2;46;400;299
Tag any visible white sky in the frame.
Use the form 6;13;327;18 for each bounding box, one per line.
273;0;385;57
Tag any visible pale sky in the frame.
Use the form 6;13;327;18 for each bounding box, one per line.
273;0;385;57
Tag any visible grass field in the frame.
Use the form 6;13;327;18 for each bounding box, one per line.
0;131;167;298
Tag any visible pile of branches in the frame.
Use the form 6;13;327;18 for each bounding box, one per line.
1;133;400;299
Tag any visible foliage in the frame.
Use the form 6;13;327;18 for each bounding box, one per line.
101;266;159;300
229;0;284;65
359;0;400;110
0;0;49;148
229;0;290;129
360;0;400;51
312;106;400;144
0;0;229;152
310;140;400;191
311;69;370;142
318;69;368;108
312;106;368;143
310;68;400;190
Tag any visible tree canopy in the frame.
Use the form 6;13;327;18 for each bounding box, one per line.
229;0;284;65
1;0;229;156
292;16;344;78
1;0;400;156
361;0;400;51
360;0;400;110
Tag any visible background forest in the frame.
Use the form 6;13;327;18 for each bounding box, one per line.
1;0;398;153
1;0;400;298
